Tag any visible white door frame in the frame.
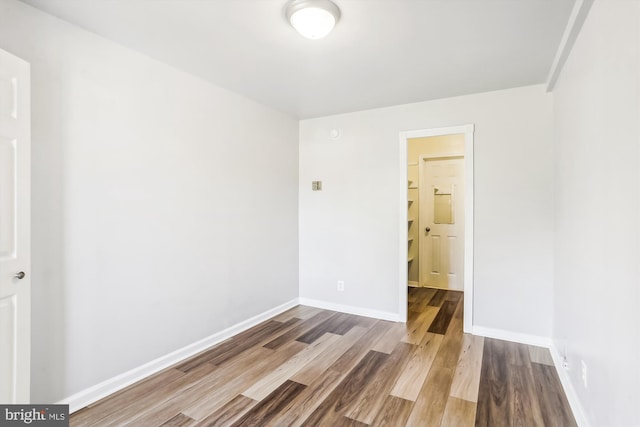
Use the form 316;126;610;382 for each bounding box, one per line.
398;124;474;333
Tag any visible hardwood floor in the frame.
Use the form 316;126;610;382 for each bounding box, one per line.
71;288;576;426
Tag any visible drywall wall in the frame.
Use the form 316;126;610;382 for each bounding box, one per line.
552;1;640;425
406;135;465;284
299;84;554;338
0;0;299;403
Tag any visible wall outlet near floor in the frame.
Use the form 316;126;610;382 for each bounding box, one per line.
337;280;345;292
581;360;588;388
561;343;569;370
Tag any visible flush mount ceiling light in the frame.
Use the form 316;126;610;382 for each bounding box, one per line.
285;0;341;39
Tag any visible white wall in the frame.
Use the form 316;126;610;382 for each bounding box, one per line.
299;85;554;338
552;1;640;425
0;0;299;403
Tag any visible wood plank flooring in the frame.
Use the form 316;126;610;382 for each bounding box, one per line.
71;288;576;426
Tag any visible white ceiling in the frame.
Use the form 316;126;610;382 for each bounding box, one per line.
20;0;575;119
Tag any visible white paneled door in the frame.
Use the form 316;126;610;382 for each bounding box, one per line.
0;48;30;404
420;157;464;290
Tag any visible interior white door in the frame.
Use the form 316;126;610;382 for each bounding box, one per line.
0;48;30;404
420;157;464;290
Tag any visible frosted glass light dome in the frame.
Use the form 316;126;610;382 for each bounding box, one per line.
286;0;341;40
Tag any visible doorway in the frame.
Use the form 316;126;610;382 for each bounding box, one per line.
399;125;474;333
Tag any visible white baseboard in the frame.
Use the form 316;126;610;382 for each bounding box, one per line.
549;344;590;427
471;325;551;348
58;298;299;413
298;297;401;322
408;281;419;287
